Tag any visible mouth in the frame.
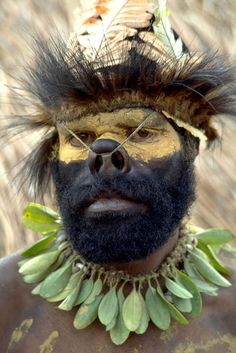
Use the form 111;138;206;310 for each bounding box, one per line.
84;194;147;215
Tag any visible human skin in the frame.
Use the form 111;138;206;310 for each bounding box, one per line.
58;108;181;164
0;254;236;353
54;107;192;264
1;108;236;352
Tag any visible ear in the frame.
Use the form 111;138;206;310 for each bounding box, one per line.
186;135;200;162
168;119;200;160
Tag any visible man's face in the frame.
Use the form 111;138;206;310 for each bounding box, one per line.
51;108;196;263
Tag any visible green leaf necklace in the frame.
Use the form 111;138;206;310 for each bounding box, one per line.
18;203;235;345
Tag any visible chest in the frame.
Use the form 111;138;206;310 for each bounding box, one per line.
3;290;236;353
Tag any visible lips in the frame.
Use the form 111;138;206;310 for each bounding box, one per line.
84;195;147;214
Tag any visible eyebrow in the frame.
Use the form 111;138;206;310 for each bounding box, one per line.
116;117;166;129
62;111;166;130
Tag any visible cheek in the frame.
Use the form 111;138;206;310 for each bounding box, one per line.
126;138;180;162
59;145;89;162
58;132;89;162
148;151;185;186
125;130;181;162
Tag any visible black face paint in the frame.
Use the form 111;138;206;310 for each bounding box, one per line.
51;150;196;264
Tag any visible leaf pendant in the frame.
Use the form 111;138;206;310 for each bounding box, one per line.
110;287;130;345
75;276;94;305
135;291;150;334
98;286;118;326
73;294;103;330
39;262;72;298
85;278;103;304
19;249;61;276
47;271;83;303
145;285;170;330
122;287;142;332
58;275;84;311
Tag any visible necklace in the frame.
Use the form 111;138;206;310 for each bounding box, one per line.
18;203;235;345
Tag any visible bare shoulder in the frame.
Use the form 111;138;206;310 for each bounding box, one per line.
0;253;24;296
0;254;236;353
0;253;33;352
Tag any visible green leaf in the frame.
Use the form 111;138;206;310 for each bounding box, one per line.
73;294;103;329
22;203;60;233
18;259;29;267
21;234;56;257
19;249;61;275
31;283;42;295
172;296;192;313
106;310;118;332
23;271;49;284
85;278;103;304
24;260;67;285
164;277;193;299
47;271;83;302
193;248;210;262
39;262;72;298
196;229;234;245
222;244;236;255
156;287;188;325
58;276;84;311
135;291;150;334
110;288;130;345
191;252;231;287
185;259;220;295
197;241;231;275
98;287;118;326
184;259;200;278
145;286;170;330
174;269;202;318
122;288;142;332
75;277;94;305
190;279;219;296
210;245;221;255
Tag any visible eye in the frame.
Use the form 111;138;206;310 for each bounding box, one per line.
129;128;152;142
69;132;96;147
137;129;150;138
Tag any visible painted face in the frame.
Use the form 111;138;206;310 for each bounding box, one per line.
58;108;181;164
51;107;195;264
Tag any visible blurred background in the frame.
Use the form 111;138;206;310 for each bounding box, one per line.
0;0;235;257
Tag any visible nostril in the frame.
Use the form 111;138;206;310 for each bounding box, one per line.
94;155;103;172
111;151;124;170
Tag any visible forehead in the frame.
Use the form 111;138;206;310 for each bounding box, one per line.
63;108;169;129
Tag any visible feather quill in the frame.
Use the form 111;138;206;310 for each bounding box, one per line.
69;0;159;60
153;0;183;58
68;0;185;62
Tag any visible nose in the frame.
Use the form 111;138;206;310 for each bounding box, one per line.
88;139;131;175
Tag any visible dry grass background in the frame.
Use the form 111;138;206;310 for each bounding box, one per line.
0;0;235;257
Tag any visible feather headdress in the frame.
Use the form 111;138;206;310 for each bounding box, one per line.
3;0;236;198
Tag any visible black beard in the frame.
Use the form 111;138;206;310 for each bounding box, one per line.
51;152;196;264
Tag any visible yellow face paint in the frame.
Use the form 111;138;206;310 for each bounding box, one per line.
58;108;181;164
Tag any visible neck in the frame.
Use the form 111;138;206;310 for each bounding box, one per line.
101;228;179;275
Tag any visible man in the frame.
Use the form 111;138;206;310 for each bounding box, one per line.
1;1;236;352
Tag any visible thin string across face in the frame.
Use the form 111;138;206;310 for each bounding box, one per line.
58;111;157;156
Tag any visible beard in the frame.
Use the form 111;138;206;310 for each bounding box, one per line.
51;151;196;264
